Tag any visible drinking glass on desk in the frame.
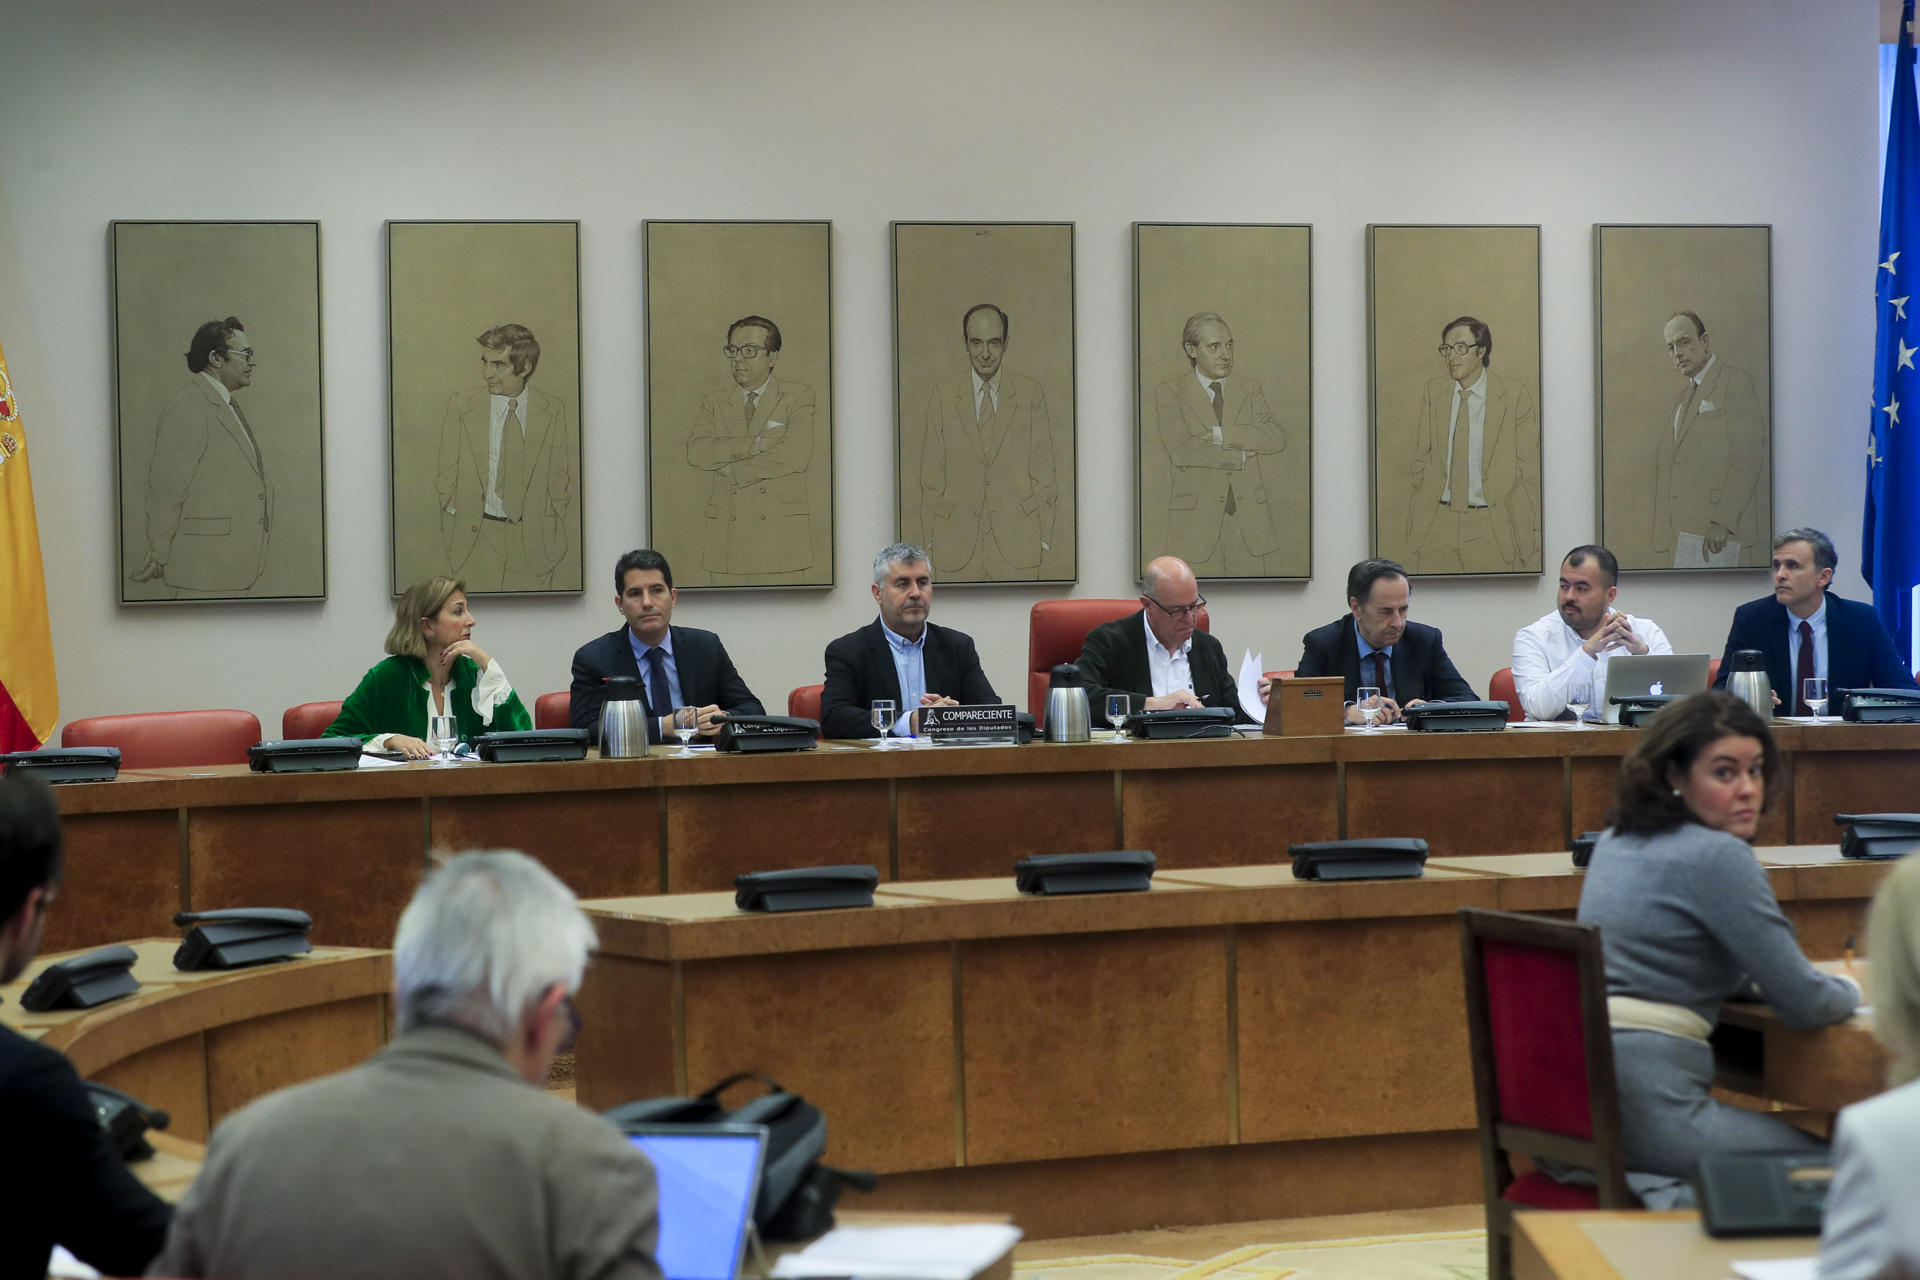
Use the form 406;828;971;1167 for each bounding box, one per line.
1354;686;1383;732
428;713;458;763
1566;689;1589;726
1106;694;1130;741
672;706;699;757
1803;677;1829;722
870;699;897;746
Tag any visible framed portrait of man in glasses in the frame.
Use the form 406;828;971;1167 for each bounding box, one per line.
1133;222;1312;581
644;220;835;588
1367;224;1543;578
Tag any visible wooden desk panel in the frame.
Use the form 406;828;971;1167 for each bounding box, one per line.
48;810;182;954
430;788;660;900
189;799;423;949
1792;747;1920;843
665;780;890;892
897;772;1115;881
1123;764;1337;866
959;928;1231;1164
1345;756;1564;855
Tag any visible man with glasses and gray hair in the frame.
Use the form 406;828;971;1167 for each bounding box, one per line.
819;542;999;738
150;851;662;1280
1073;555;1251;719
1712;527;1917;710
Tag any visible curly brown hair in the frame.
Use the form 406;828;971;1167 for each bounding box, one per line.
1608;690;1779;836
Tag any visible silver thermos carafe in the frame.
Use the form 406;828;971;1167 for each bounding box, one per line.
599;676;651;758
1043;663;1093;743
1726;649;1773;723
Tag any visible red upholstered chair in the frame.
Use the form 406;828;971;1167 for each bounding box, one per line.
1458;907;1634;1280
1488;667;1526;722
534;691;571;731
1710;658;1723;688
62;709;263;769
281;701;343;741
788;684;824;725
1027;599;1211;725
1263;670;1295;680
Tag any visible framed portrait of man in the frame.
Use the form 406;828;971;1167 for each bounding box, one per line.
1367;224;1544;578
112;221;326;603
1594;224;1772;572
643;220;834;589
1134;223;1312;580
892;221;1077;585
387;220;584;596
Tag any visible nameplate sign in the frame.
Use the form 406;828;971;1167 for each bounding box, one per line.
921;704;1020;745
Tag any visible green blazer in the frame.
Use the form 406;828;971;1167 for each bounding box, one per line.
325;655;530;744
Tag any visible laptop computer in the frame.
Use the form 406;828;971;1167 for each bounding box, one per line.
1598;652;1712;724
625;1121;769;1280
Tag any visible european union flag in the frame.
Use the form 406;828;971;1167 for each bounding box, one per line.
1868;0;1920;667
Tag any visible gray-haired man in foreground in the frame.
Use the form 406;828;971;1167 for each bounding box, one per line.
150;851;662;1280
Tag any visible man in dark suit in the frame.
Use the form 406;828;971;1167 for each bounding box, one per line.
1713;527;1917;710
1074;555;1252;720
0;774;173;1279
820;542;998;739
1295;558;1477;724
570;549;763;744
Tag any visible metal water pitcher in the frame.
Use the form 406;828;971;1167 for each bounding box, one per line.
598;676;651;758
1043;663;1093;744
1725;649;1773;723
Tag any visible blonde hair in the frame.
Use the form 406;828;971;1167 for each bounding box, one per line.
386;577;465;660
1868;854;1920;1087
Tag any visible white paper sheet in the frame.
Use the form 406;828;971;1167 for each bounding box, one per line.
770;1222;1023;1279
1236;649;1265;723
1730;1258;1816;1280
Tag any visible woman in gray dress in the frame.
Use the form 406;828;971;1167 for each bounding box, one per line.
1579;690;1860;1178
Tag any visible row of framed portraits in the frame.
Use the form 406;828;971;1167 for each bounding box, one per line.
107;220;1771;602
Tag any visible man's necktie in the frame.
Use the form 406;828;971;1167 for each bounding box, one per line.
230;399;264;474
977;383;995;427
1675;382;1699;442
1211;382;1236;515
1373;651;1390;699
744;390;758;430
644;647;671;741
499;398;525;519
1447;389;1470;505
1796;621;1815;715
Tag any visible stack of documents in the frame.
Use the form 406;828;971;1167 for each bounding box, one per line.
770;1222;1022;1279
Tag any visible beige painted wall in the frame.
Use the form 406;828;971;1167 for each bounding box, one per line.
0;0;1885;732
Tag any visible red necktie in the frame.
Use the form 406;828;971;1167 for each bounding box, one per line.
1795;621;1815;716
1373;651;1390;699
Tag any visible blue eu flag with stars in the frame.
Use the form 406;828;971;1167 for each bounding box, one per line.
1868;0;1920;667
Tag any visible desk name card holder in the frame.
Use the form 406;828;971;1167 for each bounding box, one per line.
21;943;141;1011
1014;849;1157;895
734;865;878;912
1289;838;1429;881
1835;812;1920;860
1402;701;1510;732
0;746;121;783
1264;676;1345;736
248;737;363;773
173;907;314;970
716;716;819;754
920;703;1020;745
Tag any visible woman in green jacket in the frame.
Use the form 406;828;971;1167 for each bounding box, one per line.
326;576;531;759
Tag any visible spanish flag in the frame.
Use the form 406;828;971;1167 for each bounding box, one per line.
0;342;58;750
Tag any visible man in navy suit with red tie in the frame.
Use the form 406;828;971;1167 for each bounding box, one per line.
1713;528;1917;709
569;549;763;744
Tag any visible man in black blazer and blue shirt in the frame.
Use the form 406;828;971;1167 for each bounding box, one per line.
1295;558;1477;724
1712;527;1917;711
821;542;999;739
1;775;173;1279
570;549;763;744
1074;555;1252;721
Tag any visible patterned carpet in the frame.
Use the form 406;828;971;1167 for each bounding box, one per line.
1013;1229;1488;1280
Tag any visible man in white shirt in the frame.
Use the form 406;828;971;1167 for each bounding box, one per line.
1512;544;1673;721
132;316;274;595
435;323;575;591
1405;315;1539;575
1652;311;1766;568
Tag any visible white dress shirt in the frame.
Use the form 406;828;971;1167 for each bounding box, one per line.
1441;370;1488;507
365;660;516;752
485;393;529;518
1511;609;1674;722
1144;622;1193;697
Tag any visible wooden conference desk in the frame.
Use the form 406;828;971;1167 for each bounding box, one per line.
1513;1210;1817;1280
40;721;1920;952
572;845;1890;1240
1;940;390;1143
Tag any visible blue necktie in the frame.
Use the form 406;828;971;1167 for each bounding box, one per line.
644;647;671;742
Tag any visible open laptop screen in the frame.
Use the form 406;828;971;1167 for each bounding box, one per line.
626;1123;768;1280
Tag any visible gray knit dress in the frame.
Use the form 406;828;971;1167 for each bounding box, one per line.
1578;824;1859;1178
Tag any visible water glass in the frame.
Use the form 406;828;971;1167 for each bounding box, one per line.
1354;686;1383;732
870;699;898;746
429;713;458;762
1803;677;1829;722
1106;693;1130;741
1566;687;1589;727
672;705;700;757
